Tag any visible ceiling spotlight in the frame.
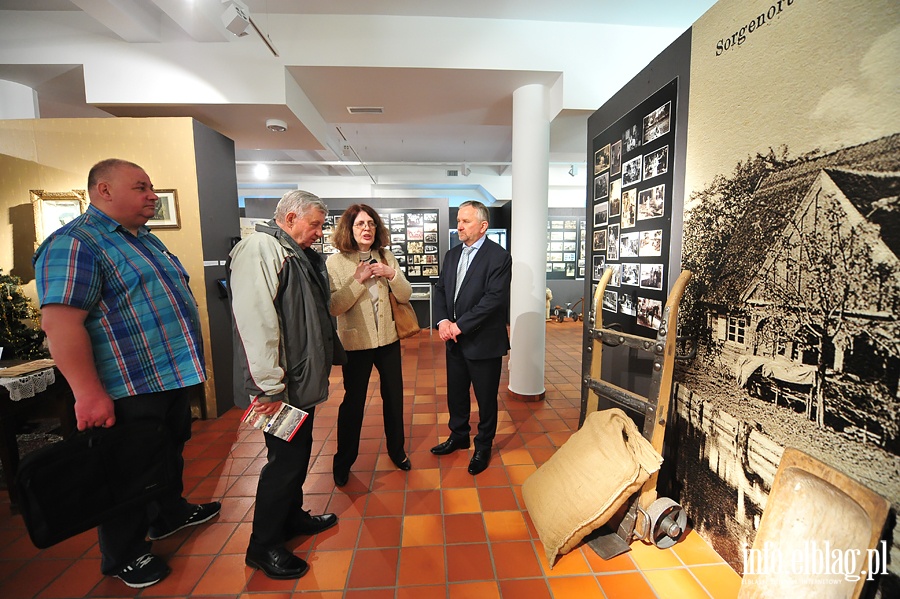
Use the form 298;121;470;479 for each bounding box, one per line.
461;162;471;177
568;165;578;177
266;118;287;132
253;163;269;179
221;1;251;37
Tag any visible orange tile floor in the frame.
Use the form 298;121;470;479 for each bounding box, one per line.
0;320;742;598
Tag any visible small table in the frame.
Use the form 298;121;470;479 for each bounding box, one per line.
0;360;76;512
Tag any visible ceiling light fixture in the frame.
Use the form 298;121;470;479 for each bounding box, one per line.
266;118;287;132
253;163;270;179
221;0;280;57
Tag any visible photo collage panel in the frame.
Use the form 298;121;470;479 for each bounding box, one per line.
547;216;587;280
314;209;440;281
589;79;677;335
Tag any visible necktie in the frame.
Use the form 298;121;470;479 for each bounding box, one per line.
453;245;474;316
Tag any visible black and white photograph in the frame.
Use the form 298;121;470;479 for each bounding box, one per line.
563;252;575;262
406;213;423;226
391;224;406;234
594;144;610;174
551;220;564;229
596;174;611;204
592;229;607;252
550;231;563;241
407;241;423;254
638;229;662;257
642;145;669;179
564;231;576;240
565;264;576;277
424;221;437;232
639;263;664;290
424;232;438;243
407;227;424;240
642;100;671;144
391;244;405;256
621;263;640;286
424;244;438;253
608;263;621;287
621;188;637;229
395;254;407;264
592;255;606;281
549;252;562;262
549;242;563;252
618;292;636;316
620;232;640;258
636;296;662;330
407;265;421;277
391;213;405;223
422;265;438;277
593;201;608;227
637;183;665;220
623;123;641;153
610;140;623;176
562;241;576;252
391;233;406;244
552;263;566;272
607;223;620;261
423;212;437;222
622;155;642;187
563;220;577;229
602;290;618;313
609;179;621;217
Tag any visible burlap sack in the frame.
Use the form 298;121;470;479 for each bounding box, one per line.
522;408;663;567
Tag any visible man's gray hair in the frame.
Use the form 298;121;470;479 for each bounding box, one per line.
459;200;489;223
274;190;327;223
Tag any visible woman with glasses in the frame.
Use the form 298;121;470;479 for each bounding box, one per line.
326;204;413;487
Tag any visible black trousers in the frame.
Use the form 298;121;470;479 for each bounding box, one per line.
249;406;316;551
334;340;405;475
98;387;195;575
445;343;501;451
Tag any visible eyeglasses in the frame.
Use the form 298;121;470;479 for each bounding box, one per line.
353;221;376;230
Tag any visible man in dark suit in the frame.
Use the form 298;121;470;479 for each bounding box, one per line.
431;201;512;475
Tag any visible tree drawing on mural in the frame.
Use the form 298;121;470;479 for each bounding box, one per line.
679;135;900;455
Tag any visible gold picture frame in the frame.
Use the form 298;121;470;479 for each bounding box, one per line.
30;189;88;245
148;189;180;229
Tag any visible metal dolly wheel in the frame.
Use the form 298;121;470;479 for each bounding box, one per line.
580;268;692;559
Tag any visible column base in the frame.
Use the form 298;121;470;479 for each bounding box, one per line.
507;388;545;403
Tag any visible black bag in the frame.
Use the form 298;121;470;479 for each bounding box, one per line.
15;422;173;548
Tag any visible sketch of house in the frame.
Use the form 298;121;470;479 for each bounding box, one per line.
699;135;900;452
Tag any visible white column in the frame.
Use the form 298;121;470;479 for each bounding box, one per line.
508;83;549;400
0;80;39;119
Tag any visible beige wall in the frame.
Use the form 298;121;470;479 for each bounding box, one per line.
0;117;217;414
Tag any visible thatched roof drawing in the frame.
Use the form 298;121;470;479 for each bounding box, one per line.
706;134;900;307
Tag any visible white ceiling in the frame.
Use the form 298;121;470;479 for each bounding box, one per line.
0;0;716;196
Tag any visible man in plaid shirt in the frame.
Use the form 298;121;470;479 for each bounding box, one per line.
33;158;220;589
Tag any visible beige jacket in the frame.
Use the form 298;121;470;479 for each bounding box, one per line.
326;249;413;351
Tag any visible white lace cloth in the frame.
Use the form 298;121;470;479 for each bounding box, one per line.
0;365;56;401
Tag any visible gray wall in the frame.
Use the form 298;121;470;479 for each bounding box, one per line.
193;120;241;417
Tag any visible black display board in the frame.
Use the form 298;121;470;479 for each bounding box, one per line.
589;78;677;336
546;216;587;280
315;208;441;283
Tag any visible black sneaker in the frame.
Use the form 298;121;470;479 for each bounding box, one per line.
148;501;222;540
114;553;171;588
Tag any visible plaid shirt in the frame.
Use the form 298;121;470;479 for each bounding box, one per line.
34;205;206;399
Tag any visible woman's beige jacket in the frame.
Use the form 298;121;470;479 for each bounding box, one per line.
326;248;413;351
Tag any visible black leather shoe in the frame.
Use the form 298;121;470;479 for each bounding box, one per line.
430;437;470;455
291;513;338;536
468;449;491;475
391;454;412;471
334;471;349;487
245;546;309;580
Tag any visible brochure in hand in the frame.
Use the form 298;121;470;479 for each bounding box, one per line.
241;399;309;442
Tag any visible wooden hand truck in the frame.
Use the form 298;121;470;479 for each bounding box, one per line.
580;267;692;559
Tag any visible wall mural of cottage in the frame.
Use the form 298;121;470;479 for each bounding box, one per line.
672;0;900;594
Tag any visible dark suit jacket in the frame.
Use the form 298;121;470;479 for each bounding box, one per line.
433;237;512;360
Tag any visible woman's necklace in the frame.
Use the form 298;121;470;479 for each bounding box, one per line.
359;250;372;263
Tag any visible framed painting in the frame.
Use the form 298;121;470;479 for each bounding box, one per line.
148;189;180;229
30;189;88;245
